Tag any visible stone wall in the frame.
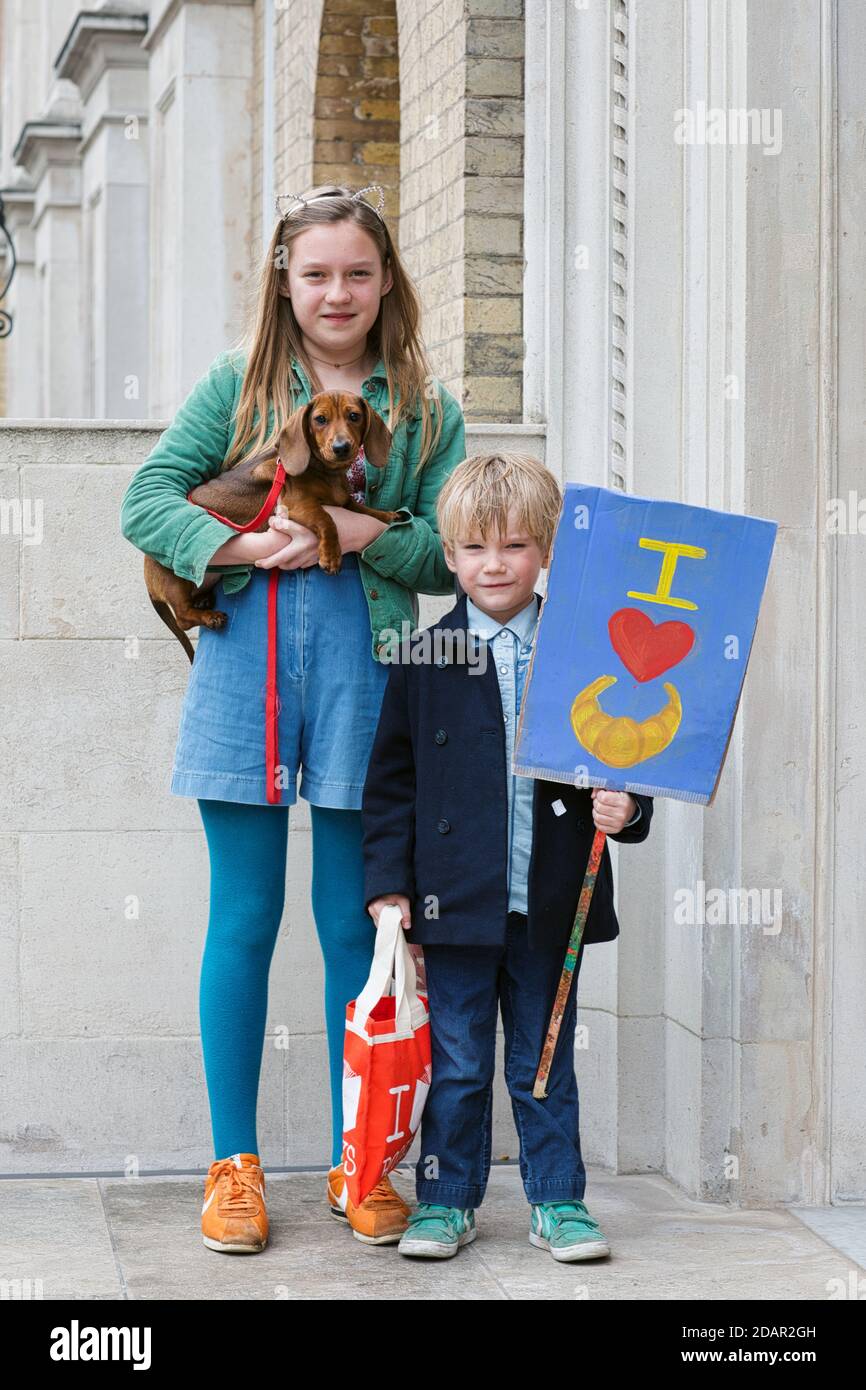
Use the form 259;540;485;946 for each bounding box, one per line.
0;416;543;1173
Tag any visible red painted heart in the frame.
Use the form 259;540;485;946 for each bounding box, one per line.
608;607;695;682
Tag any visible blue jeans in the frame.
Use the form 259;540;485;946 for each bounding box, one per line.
415;911;587;1208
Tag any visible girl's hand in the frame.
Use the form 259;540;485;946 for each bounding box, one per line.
255;509;321;570
367;894;412;931
322;505;388;552
264;504;388;564
590;788;637;834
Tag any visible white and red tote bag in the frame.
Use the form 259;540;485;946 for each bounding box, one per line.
342;905;431;1207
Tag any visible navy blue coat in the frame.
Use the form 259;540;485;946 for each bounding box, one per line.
361;590;653;952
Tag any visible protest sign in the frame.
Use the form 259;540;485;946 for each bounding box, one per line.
515;484;778;1096
515;485;778;805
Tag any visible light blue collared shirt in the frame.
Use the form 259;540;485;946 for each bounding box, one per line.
465;592;642;915
465;594;540;914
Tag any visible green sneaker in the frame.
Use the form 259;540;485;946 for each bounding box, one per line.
398;1203;477;1259
529;1200;611;1262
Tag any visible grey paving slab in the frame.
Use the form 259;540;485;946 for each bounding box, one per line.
101;1167;505;1301
0;1179;124;1300
789;1205;866;1275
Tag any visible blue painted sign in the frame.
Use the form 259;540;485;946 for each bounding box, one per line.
513;484;778;804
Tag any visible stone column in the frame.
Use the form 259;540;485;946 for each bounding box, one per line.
831;0;866;1207
0;190;39;417
11;120;84;417
55;9;151;418
143;0;255;416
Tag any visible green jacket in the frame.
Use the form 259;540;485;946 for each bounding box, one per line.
119;348;467;661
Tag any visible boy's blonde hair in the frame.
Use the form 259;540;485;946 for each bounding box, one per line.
436;453;563;558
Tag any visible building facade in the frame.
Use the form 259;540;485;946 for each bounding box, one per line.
0;0;863;1208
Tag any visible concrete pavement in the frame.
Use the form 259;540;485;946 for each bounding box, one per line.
2;1165;864;1301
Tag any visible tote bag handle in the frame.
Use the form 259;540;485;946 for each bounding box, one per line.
354;904;423;1034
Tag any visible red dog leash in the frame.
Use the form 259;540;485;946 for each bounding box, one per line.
188;460;287;804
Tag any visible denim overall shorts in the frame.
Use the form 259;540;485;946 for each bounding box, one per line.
169;554;389;808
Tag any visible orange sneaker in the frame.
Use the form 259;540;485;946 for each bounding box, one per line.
327;1163;411;1244
202;1152;268;1253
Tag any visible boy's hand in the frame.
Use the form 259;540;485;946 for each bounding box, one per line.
367;894;412;931
590;788;637;834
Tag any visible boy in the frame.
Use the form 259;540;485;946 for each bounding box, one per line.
361;454;653;1262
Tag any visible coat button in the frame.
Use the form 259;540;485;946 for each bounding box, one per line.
434;728;447;744
369;588;379;599
437;818;450;833
369;478;379;491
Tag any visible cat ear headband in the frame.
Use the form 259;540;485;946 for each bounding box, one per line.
275;184;386;223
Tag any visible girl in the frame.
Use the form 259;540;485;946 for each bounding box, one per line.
119;183;466;1253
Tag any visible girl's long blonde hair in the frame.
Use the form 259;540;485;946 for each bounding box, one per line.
222;184;444;474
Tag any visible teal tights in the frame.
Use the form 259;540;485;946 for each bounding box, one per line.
197;798;377;1167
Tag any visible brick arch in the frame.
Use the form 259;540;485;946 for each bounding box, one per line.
314;0;400;238
273;0;526;420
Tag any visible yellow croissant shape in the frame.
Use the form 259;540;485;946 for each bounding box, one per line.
570;674;682;768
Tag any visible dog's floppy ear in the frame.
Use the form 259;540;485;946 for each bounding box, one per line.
251;405;312;484
361;400;393;470
277;404;314;476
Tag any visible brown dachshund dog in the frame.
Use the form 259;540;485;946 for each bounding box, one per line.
144;391;399;661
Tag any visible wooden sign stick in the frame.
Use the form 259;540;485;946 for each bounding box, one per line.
533;826;606;1100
